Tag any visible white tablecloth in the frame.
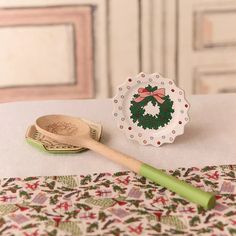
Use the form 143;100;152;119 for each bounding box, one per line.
0;94;235;178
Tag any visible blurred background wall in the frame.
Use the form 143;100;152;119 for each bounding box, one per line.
0;0;235;102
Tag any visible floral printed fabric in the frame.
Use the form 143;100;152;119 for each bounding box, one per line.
0;165;236;236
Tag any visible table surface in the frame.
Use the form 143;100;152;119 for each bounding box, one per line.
0;94;235;178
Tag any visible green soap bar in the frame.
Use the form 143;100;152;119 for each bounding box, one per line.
140;164;215;210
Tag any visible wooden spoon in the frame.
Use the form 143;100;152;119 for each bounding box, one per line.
35;114;215;209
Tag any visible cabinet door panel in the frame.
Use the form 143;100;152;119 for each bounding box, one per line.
0;6;93;102
179;0;236;94
195;67;236;94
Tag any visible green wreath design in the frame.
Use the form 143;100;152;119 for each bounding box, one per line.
130;85;174;130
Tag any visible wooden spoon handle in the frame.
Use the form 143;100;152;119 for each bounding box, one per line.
84;138;215;210
85;138;142;172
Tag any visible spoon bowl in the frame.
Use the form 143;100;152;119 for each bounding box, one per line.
36;115;91;146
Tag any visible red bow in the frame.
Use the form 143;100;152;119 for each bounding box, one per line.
134;88;165;104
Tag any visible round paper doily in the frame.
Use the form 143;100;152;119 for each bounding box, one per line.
113;72;190;147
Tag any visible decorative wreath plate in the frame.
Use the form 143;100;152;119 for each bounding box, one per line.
113;72;190;147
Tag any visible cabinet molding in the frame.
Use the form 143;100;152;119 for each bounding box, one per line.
0;6;93;102
194;66;236;94
194;8;236;50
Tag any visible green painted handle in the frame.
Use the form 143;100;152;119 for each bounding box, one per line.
140;164;215;210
